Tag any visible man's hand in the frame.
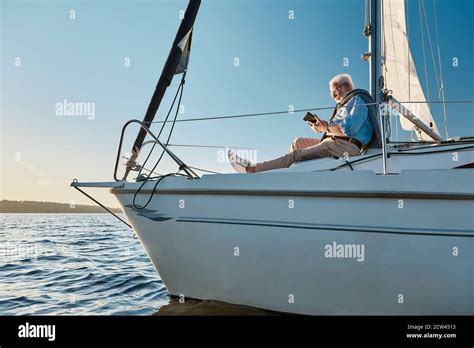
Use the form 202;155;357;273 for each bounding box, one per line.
307;120;328;133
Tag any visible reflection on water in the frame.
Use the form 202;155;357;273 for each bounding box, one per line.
0;214;167;315
155;296;280;316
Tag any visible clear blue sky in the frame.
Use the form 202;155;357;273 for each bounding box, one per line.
1;0;473;207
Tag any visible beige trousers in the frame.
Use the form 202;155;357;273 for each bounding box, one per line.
255;137;360;172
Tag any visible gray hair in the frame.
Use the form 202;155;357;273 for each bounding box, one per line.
329;74;354;89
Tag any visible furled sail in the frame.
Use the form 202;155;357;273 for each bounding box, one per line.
176;28;193;74
382;0;440;141
122;0;201;180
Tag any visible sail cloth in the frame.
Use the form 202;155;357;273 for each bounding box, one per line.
382;0;440;141
176;28;193;75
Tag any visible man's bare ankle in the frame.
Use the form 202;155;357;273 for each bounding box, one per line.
246;165;256;173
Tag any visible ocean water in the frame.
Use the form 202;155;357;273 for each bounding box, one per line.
0;214;168;315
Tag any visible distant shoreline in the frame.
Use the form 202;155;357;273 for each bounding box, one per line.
0;200;121;213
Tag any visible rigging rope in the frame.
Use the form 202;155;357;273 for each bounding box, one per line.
167;143;286;150
364;0;370;29
132;74;186;210
132;172;176;210
421;0;440;90
418;0;431;104
187;166;222;174
144;100;474;125
432;0;449;138
150;104;378;125
137;74;186;177
396;100;473;104
407;0;411;103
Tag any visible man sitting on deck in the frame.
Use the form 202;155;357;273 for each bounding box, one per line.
228;74;375;173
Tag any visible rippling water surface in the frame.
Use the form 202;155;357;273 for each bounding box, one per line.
0;214;168;315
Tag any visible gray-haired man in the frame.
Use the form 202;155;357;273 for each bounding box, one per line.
229;74;374;173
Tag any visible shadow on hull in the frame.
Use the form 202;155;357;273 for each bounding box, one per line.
154;296;285;316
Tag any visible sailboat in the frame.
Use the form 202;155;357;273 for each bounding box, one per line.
72;0;473;315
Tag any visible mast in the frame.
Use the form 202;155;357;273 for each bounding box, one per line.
122;0;201;180
368;0;383;106
365;0;387;173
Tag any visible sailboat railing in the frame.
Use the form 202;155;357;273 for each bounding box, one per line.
378;102;390;175
111;100;473;179
113;119;199;182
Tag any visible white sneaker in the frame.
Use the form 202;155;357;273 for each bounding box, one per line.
228;149;251;173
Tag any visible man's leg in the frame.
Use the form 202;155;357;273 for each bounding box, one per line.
288;137;320;153
254;138;359;172
255;138;331;172
296;137;360;161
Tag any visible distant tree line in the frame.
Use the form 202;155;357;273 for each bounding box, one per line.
0;200;122;213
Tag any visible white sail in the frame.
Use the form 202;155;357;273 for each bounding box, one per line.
382;0;440;141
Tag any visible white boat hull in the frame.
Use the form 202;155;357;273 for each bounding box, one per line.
111;169;474;315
